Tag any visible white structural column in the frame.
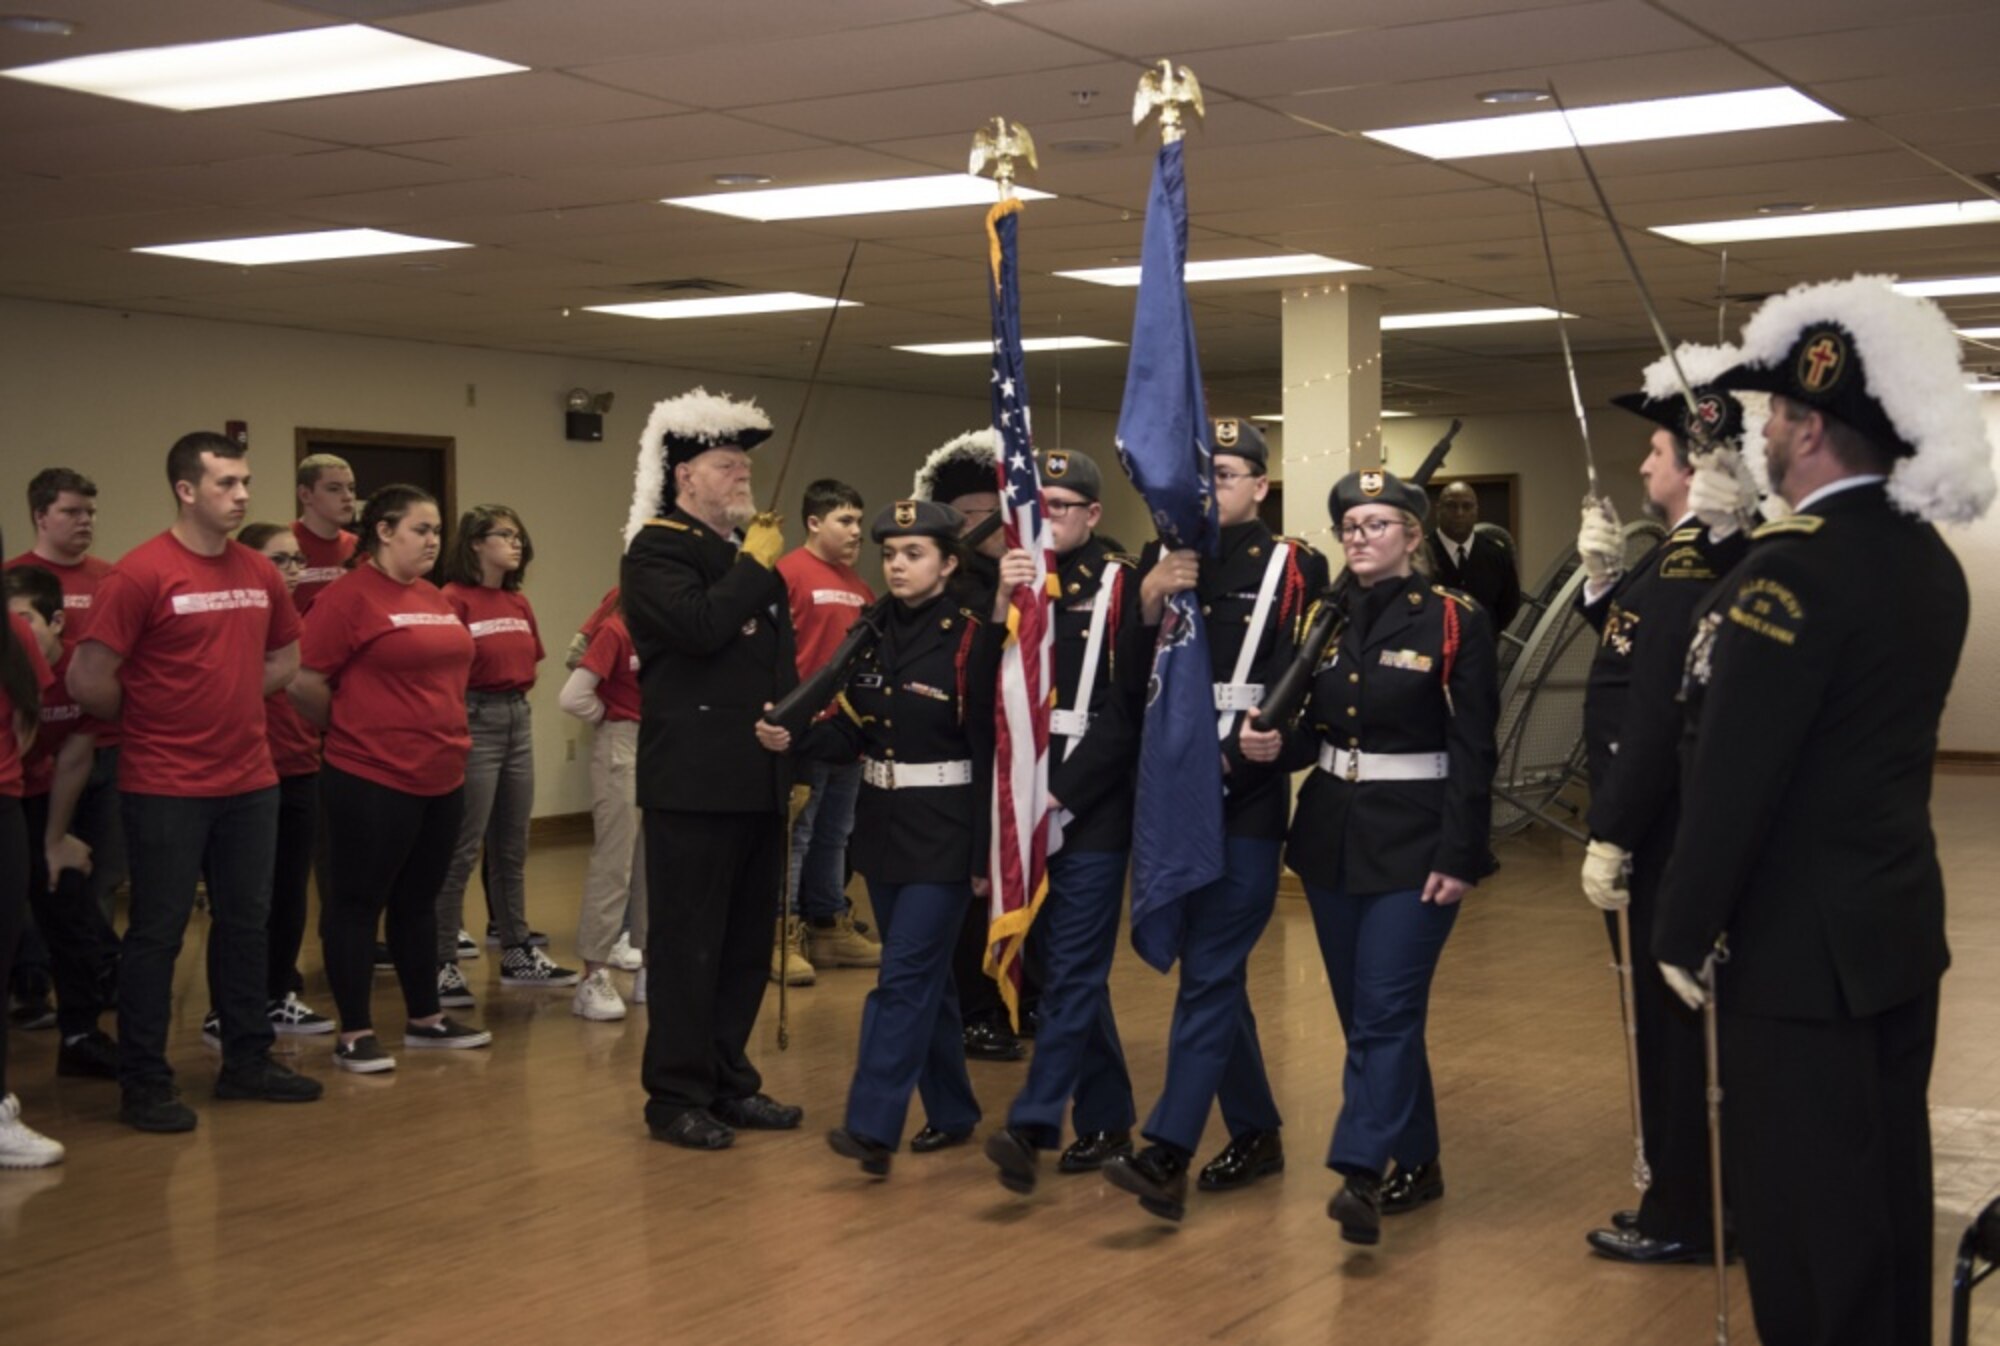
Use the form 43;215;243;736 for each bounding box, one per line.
1279;282;1383;550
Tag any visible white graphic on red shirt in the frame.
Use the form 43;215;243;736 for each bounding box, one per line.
389;612;462;627
811;589;867;608
169;588;272;615
466;617;533;638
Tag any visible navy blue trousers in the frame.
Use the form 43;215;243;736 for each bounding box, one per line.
844;879;981;1148
1005;848;1134;1148
1141;835;1284;1157
1306;880;1459;1175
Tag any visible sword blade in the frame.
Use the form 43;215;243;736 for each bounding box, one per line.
1702;955;1732;1344
1530;171;1601;499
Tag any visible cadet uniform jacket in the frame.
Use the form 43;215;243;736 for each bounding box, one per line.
802;592;1001;886
1279;573;1498;894
1048;535;1146;854
621;509;798;815
1137;519;1329;840
1654;483;1966;1019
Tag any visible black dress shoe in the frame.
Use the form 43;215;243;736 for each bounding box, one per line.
1380;1160;1445;1214
1611;1208;1640;1232
962;1020;1027;1062
1329;1171;1383;1246
1058;1129;1132;1173
1586;1226;1727;1264
984;1126;1040;1194
827;1127;892;1176
119;1083;197;1134
56;1029;119;1079
1197;1129;1284;1191
650;1109;735;1150
910;1124;972;1153
1103;1145;1189;1222
711;1093;804;1130
215;1056;324;1103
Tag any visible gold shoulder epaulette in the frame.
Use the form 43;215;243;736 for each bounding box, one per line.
1752;514;1825;540
1669;526;1702;543
1282;535;1321;556
645;517;690;533
1105;550;1138;568
960;606;981;623
1432;585;1477;610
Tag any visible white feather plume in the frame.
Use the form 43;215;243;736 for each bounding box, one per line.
1640;342;1742;402
912;428;1000;501
1735;275;1995;524
623;387;772;547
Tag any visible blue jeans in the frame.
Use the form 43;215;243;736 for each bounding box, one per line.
1006;848;1134;1148
844;879;981;1148
788;759;861;922
118;788;279;1084
1142;835;1284;1156
1305;881;1460;1175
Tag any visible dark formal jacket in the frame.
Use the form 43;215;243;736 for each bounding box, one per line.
1580;519;1750;861
1048;535;1146;855
621;509;797;815
1137;520;1329;840
1426;530;1522;631
1278;572;1498;894
801;591;1000;885
1654;483;1966;1020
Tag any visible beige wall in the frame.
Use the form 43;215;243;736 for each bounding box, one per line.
1938;397;2000;753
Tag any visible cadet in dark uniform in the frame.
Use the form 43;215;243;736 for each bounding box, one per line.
1654;280;1993;1346
757;499;1030;1174
984;448;1145;1193
1103;417;1328;1223
1572;353;1753;1263
912;430;1027;1064
621;388;804;1150
1241;468;1497;1246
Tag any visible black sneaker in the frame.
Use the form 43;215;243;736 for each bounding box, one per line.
8;998;56;1031
404;1017;492;1050
333;1035;396;1074
215;1056;324;1103
267;993;335;1036
373;942;395;972
119;1082;197;1133
56;1029;119;1079
499;944;580;988
200;1010;222;1051
437;962;477;1008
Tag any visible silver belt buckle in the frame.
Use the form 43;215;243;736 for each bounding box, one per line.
1345;748;1360;783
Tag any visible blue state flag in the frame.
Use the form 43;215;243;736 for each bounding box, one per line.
1112;139;1224;972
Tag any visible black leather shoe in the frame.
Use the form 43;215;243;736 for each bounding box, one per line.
1329;1172;1383;1245
962;1020;1027;1062
56;1029;119;1079
1198;1129;1284;1191
1103;1145;1189;1222
650;1109;735;1150
910;1124;972;1153
1611;1208;1640;1232
984;1126;1040;1194
1586;1226;1729;1264
711;1093;804;1130
215;1056;323;1103
1058;1129;1132;1173
1381;1160;1444;1214
827;1127;892;1176
119;1083;197;1133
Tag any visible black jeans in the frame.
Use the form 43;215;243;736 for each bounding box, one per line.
23;791;120;1037
0;796;26;1095
118;788;279;1084
205;772;316;1009
319;765;462;1034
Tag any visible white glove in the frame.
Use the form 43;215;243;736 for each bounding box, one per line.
1659;961;1708;1010
1580;838;1632;912
1576;496;1624;587
1688;448;1760;540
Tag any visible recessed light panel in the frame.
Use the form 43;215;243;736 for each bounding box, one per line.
1056;254;1366;286
665;174;1052;222
135;228;470;265
584;293;859;320
1653;199;2000;244
895;336;1124;356
1896;275;2000;298
1380;307;1565;330
1364;87;1838;160
3;23;524;110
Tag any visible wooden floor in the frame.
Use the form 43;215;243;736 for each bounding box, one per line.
6;775;2000;1345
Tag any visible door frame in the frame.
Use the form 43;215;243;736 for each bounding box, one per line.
293;427;458;525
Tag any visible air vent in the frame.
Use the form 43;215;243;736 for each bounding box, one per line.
626;278;748;294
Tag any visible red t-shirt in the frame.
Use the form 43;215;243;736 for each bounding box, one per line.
579;587;620;640
291;521;357;615
778;547;873;679
78;532;299;797
263;589;320;777
6;550;120;750
1;612;56;797
303;562;474;796
580;612;641;723
444;583;543;693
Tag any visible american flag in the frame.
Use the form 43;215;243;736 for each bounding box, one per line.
983;196;1057;1019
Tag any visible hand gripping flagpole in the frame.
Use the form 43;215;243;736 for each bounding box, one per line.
1701;941;1734;1345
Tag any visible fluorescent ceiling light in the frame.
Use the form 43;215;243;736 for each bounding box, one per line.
1969;380;2000;393
1899;275;2000;298
1653;200;2000;244
1055;254;1366;286
2;23;523;111
1364;86;1838;160
1253;411;1415;422
895;336;1123;356
135;228;469;265
1251;414;1284;423
1958;327;2000;340
584;293;859;320
1381;306;1565;330
664;174;1051;222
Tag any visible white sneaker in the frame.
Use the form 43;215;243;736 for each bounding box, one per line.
607;932;644;972
632;967;648;1005
455;929;481;961
0;1093;64;1169
571;968;627;1022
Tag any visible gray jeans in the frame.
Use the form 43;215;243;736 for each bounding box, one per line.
436;690;535;959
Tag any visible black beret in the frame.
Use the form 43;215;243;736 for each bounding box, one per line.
1208;417;1269;472
1610;386;1746;447
871;498;965;543
1328;468;1430;526
1711;321;1910;457
1039;447;1102;501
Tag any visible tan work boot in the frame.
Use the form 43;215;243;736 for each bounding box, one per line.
770;918;816;986
807;910;882;969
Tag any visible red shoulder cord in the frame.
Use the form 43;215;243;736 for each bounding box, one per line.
954;618;978;724
1439;596;1461;716
1280;547;1307;636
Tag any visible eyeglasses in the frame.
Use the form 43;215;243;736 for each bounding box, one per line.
483;528;522;543
1213;468;1261;485
1338;517;1405;542
264;552;307;567
1043;499;1091;516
